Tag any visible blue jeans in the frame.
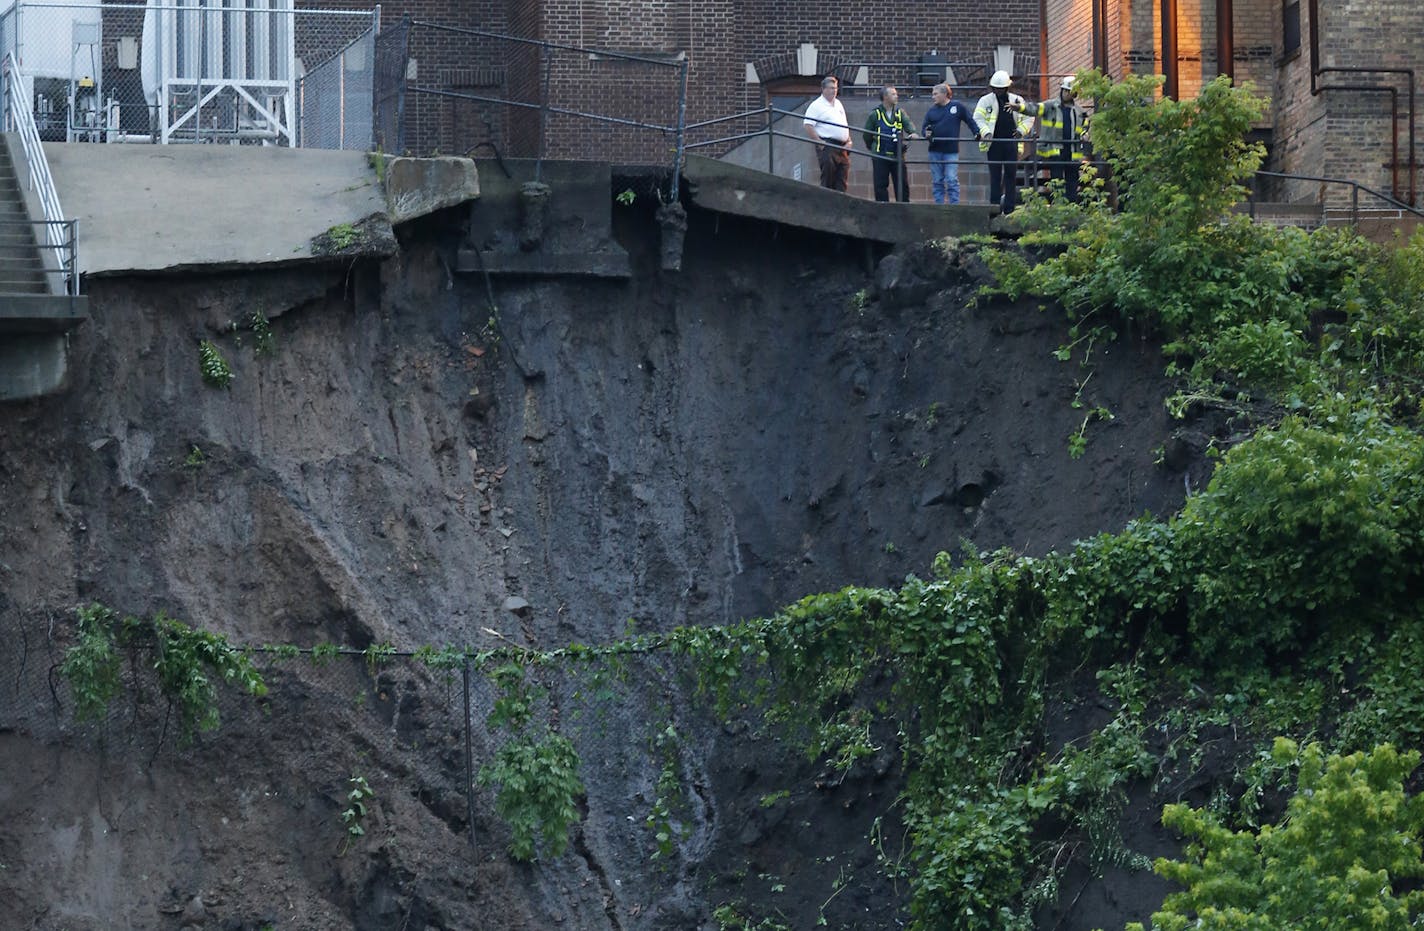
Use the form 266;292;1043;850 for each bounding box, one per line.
929;151;961;204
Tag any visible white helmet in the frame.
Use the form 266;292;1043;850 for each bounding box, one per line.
989;70;1012;89
1060;75;1077;92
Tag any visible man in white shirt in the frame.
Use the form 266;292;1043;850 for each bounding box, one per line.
803;75;852;192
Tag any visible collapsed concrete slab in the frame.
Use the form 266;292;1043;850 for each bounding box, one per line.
45;144;393;276
385;155;480;225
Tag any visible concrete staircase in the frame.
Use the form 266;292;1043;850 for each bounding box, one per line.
0;143;50;294
0;135;88;401
0;139;75;306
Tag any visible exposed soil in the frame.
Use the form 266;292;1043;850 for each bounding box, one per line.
0;202;1221;930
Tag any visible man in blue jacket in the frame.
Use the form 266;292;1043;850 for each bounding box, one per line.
920;83;979;204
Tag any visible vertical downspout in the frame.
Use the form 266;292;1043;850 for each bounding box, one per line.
1216;0;1233;83
1094;0;1109;74
1161;0;1178;99
1307;0;1416;205
1039;0;1049;99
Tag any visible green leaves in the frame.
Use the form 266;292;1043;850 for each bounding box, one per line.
197;339;234;389
1075;71;1265;231
61;604;125;722
59;603;267;740
477;732;584;861
479;660;586;861
1133;742;1424;931
339;774;375;855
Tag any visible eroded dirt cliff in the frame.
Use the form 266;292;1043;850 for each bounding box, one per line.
0;206;1206;930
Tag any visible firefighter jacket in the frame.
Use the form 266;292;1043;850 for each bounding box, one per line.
973;91;1033;153
1024;95;1087;158
863;106;911;159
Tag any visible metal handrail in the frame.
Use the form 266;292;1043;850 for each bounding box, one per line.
0;52;78;296
0;217;76;294
687;114;1422;230
1248;169;1424;225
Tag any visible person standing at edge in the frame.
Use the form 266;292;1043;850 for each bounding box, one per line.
974;70;1033;214
921;82;979;204
1013;75;1088;203
863;85;915;202
804;75;852;192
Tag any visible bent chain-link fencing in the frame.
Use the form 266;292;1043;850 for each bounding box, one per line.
0;609;691;860
395;20;689;181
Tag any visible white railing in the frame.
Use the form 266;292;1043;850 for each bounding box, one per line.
1;51;76;294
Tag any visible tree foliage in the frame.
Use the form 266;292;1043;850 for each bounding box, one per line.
1130;740;1424;931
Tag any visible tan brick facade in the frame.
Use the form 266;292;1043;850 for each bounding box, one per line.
1045;0;1422;207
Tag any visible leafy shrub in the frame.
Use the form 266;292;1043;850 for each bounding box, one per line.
478;731;584;861
1128;740;1424;931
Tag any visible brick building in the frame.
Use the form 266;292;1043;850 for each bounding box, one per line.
336;0;1040;171
1041;0;1422;207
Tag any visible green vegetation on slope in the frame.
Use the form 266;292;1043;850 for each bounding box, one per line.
57;71;1424;928
666;71;1424;927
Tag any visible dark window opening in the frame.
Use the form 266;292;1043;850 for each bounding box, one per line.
1283;1;1301;56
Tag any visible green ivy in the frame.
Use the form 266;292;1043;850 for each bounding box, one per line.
60;603;267;739
477;661;585;860
478;731;584;861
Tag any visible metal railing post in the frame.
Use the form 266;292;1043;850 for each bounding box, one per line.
669;56;688;202
462;658;476;848
536;46;550;183
1352;183;1359;227
765;99;774;174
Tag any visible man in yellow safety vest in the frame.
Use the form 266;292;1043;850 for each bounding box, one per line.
863;85;917;202
1012;75;1089;202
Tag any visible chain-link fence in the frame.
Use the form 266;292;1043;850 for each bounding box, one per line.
372;12;407;154
0;1;374;148
0;608;691;864
393;20;689;181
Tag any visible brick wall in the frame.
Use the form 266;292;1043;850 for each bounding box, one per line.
1268;0;1324;203
1047;0;1420;208
333;0;1041;165
1313;0;1423;206
1232;0;1274;97
1044;0;1094;90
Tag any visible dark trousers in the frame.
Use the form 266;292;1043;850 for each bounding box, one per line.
1048;157;1081;203
987;141;1019;213
817;142;850;192
871;154;909;202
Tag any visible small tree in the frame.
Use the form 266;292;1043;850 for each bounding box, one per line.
1075;71;1266;231
1128;739;1424;931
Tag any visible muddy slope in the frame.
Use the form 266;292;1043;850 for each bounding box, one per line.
0;207;1202;930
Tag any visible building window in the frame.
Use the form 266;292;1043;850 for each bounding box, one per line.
1283;1;1301;57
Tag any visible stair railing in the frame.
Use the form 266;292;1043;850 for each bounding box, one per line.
1;52;78;296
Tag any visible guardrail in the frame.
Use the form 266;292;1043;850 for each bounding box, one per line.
1;51;78;297
1248;170;1424;226
687;102;1424;223
0;217;77;298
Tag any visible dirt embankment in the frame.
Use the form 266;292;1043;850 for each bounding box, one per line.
0;206;1208;930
